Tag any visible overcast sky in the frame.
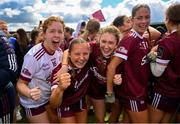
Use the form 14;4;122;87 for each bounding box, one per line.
0;0;179;31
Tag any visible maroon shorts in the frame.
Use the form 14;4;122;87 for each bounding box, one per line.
87;81;106;99
118;96;147;112
23;102;49;117
150;91;180;113
57;98;87;118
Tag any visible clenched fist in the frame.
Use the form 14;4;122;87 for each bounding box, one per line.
113;74;122;85
58;73;71;90
29;87;41;101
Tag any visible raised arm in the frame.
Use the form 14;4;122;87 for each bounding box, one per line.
50;73;71;108
53;49;69;83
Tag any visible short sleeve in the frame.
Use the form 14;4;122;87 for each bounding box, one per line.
114;36;136;60
20;53;39;81
156;39;171;65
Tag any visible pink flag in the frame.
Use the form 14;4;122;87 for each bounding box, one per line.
92;9;105;22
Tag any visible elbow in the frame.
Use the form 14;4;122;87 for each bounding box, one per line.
16;81;20;92
16;80;25;95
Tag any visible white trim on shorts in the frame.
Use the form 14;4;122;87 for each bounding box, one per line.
80;99;83;110
152;92;162;109
130;100;138;112
25;108;32;117
57;108;61;118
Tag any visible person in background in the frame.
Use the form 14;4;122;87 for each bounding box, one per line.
50;38;91;123
80;19;100;42
15;28;29;76
63;26;74;50
0;20;9;35
106;4;151;123
149;3;180;123
16;28;29;55
0;20;23;122
112;15;132;40
0;20;18;52
27;29;39;50
79;21;86;34
0;20;18;123
0;21;27;75
34;21;44;44
72;20;86;38
16;16;64;123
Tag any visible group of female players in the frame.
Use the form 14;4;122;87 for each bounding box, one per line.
14;2;180;123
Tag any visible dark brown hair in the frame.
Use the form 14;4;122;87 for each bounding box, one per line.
166;3;180;36
132;4;150;18
112;15;127;27
16;28;29;55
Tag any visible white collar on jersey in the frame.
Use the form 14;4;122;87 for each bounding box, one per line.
131;29;143;39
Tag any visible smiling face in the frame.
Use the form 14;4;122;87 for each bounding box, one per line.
100;32;118;57
43;21;64;54
132;6;150;35
69;42;90;69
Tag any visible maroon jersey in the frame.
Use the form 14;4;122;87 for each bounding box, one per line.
89;41;110;85
88;42;123;98
114;30;151;100
154;31;180;97
51;63;90;107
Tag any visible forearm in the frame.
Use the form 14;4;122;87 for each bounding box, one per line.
16;79;31;98
107;64;116;93
62;49;69;65
50;87;64;109
50;73;71;108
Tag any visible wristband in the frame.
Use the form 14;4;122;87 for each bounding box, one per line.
105;92;115;103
